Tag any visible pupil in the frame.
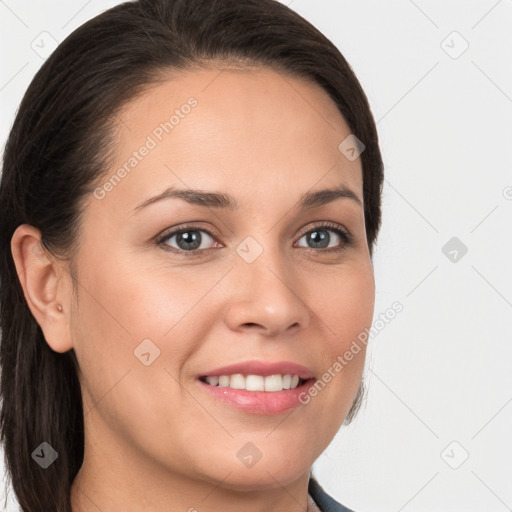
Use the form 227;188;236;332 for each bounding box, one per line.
308;230;329;249
177;230;201;250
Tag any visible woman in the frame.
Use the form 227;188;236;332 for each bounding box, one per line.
0;0;384;510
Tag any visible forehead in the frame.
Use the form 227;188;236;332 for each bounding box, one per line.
95;64;363;213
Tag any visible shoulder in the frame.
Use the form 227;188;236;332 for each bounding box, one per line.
308;474;356;512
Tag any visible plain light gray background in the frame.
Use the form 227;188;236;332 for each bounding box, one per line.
1;1;511;511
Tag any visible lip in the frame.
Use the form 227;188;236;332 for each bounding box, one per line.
197;378;316;415
197;360;315;380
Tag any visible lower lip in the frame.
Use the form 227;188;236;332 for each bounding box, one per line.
197;378;316;415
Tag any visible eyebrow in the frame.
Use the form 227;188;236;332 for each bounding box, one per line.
132;183;362;213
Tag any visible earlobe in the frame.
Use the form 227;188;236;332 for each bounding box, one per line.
10;224;74;353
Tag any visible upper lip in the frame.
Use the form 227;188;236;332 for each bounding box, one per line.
198;360;315;380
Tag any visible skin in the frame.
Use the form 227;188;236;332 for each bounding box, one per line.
11;64;375;512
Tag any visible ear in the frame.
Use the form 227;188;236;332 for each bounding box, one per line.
10;224;74;353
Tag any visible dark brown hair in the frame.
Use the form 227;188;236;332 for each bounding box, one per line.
0;0;383;510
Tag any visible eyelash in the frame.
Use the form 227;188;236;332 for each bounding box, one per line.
155;221;354;256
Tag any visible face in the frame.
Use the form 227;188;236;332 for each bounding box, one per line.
59;65;374;490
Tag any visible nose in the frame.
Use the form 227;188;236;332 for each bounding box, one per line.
223;246;311;337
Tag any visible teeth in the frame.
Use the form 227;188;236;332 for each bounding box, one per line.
218;375;230;387
230;373;245;389
246;374;264;391
264;374;283;392
203;374;305;392
205;376;219;386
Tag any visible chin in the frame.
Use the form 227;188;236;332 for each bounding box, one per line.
197;447;314;492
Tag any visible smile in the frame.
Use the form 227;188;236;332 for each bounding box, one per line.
199;373;306;392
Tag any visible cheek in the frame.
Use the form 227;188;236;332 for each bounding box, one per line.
70;253;227;403
311;259;375;355
70;254;221;461
301;260;374;424
74;250;215;345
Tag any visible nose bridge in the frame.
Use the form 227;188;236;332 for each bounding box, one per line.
236;232;292;292
224;233;311;335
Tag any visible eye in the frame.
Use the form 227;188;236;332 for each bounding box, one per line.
157;227;219;254
156;221;353;256
295;222;353;252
